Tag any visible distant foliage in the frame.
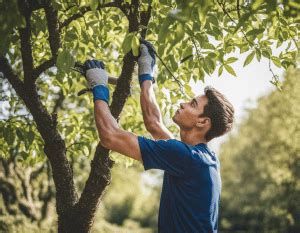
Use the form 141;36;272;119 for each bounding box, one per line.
220;68;300;232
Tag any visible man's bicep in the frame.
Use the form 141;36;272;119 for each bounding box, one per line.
148;122;175;140
108;130;142;161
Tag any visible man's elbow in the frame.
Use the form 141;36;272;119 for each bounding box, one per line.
145;121;162;134
99;130;115;149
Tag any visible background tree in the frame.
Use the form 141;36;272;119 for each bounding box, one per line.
0;0;299;232
219;68;300;233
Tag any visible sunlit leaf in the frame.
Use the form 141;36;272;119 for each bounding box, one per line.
243;51;255;67
90;0;99;12
131;35;140;57
122;33;134;54
56;49;75;73
224;65;237;77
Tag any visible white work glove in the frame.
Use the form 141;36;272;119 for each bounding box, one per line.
84;59;108;89
138;44;155;76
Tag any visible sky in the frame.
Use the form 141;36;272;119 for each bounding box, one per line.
190;52;284;153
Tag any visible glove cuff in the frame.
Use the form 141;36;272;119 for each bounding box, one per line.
92;85;109;103
139;74;155;86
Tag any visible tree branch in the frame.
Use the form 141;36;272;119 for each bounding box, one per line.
29;164;45;183
44;1;61;60
33;58;55;80
237;0;241;19
140;5;152;38
18;0;34;84
27;0;46;11
60;2;122;30
52;90;65;114
0;56;25;93
216;0;254;47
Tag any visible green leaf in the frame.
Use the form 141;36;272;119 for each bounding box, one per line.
271;56;281;68
198;67;205;81
83;145;90;156
184;84;193;98
262;49;271;59
202;42;215;50
234;12;251;33
158;15;173;42
204;56;215;74
72;21;81;35
181;45;193;63
174;23;185;43
256;49;262;61
226;57;238;64
90;0;99;12
28;131;35;145
122;33;134;54
131;35;140;57
65;30;78;41
198;8;207;29
56;49;75;73
224;65;237;77
16;129;23;140
218;65;223;77
4;127;14;145
246;28;265;36
169;55;178;70
243;51;255;67
251;0;265;10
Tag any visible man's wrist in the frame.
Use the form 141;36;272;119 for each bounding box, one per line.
92;85;109;103
139;74;154;86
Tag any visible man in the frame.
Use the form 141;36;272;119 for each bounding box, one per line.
83;40;234;233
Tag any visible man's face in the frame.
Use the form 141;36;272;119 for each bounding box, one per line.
172;95;208;130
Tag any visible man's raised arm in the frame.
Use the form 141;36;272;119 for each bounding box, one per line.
83;60;142;161
138;41;174;140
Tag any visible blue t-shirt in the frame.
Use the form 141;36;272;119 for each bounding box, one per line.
138;136;221;233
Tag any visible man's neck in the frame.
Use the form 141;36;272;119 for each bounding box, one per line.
180;130;207;146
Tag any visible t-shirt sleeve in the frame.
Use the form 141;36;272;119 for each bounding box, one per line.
138;136;191;177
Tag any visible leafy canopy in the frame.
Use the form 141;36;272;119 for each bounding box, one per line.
0;0;299;164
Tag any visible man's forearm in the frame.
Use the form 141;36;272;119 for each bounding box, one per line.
93;99;142;161
140;80;163;128
94;100;119;146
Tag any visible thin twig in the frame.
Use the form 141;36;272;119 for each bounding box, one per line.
60;2;120;30
216;0;254;47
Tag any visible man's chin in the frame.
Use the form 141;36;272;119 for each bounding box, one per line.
172;115;178;124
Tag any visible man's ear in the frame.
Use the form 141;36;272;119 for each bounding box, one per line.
196;117;211;128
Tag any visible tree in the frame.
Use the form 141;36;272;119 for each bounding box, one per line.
219;68;300;233
0;0;299;232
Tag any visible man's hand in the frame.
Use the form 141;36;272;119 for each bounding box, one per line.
84;59;108;88
84;59;109;103
138;40;156;85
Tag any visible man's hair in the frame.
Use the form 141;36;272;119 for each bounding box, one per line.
200;86;234;141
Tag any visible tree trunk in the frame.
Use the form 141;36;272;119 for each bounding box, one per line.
0;1;152;232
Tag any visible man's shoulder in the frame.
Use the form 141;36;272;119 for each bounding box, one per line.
158;139;191;152
190;145;219;166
